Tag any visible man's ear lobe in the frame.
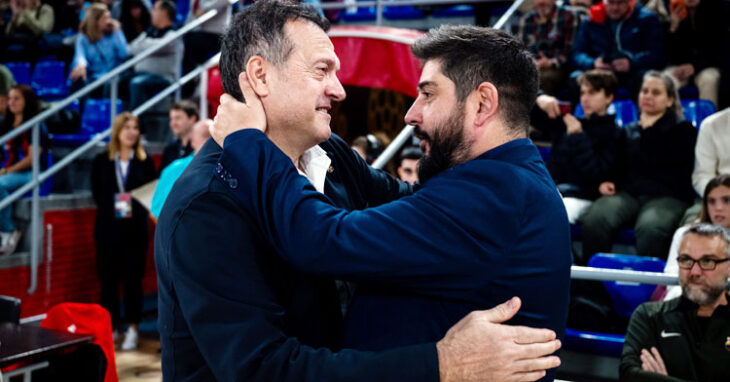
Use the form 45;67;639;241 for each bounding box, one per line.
242;56;269;98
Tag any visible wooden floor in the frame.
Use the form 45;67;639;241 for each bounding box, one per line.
115;336;162;382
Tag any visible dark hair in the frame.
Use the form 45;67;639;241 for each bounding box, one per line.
7;84;40;124
220;0;329;102
170;100;199;120
577;69;618;97
156;0;176;23
699;174;730;223
410;25;538;133
397;146;423;167
120;0;151;41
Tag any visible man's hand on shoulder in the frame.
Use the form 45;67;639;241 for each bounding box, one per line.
436;297;561;381
211;76;267;147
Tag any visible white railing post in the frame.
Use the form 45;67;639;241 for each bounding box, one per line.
200;66;209;119
27;123;41;294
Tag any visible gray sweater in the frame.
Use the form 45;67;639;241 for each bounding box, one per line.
128;28;184;83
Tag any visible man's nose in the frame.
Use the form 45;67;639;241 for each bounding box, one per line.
327;76;346;102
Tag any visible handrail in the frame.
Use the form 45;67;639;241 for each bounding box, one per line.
368;0;524;168
0;0;237;148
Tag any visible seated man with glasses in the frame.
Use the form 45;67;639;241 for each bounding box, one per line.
620;223;730;381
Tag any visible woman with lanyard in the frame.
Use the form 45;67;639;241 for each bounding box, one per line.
91;112;156;350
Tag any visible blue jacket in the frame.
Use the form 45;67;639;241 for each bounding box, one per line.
219;130;573;380
572;3;665;72
155;136;436;381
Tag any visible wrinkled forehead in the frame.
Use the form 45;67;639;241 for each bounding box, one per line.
283;19;340;68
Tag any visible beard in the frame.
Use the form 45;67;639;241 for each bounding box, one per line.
416;106;471;184
681;276;728;306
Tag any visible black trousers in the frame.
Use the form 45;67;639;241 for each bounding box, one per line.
95;226;147;327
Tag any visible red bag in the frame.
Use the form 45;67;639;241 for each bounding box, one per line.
40;303;118;382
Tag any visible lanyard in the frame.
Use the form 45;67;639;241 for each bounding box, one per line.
114;155;129;193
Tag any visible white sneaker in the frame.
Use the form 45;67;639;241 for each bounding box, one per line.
0;230;20;255
121;326;138;350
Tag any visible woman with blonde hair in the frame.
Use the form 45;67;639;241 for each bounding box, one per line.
91;112;156;350
69;3;128;94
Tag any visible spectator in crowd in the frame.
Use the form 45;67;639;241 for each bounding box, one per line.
396;146;422;185
69;3;129;95
127;0;182;109
581;71;696;261
160;100;197;171
518;0;581;95
572;0;665;97
664;174;730;300
664;0;723;107
117;0;152;42
684;106;730;223
150;119;210;219
0;85;48;255
90;112;156;350
621;222;730;381
0;64;15;125
181;0;230;96
51;0;84;35
532;70;620;226
351;132;389;164
3;0;54;61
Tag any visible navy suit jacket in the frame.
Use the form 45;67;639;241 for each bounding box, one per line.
155;136;437;381
219;130;573;380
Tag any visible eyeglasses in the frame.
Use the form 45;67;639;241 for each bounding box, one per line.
676;255;730;270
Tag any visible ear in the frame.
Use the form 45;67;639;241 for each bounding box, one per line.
241;55;270;100
473;82;499;129
607;92;614;104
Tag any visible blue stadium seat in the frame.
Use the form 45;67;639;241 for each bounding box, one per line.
564;328;625;357
588;253;665;318
81;99;123;134
574;100;638;128
21;150;53;197
341;5;376;21
383;3;423;20
31;61;69;100
681;99;715;129
5;62;31;85
433;5;474;17
175;0;189;27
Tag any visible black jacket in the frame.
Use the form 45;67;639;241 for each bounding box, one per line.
90;150;157;260
545;114;619;200
610;112;696;203
620;293;730;381
666;0;725;71
160;139;193;172
154;136;435;381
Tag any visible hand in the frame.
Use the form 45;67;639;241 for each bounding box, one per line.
195;9;207;18
594;57;612;71
563;114;582;134
599;181;616;196
673;63;695;82
640;347;668;376
612;58;631;73
436;297;561;382
211;77;267;147
69;64;87;81
536;94;560;119
669;5;685;33
108;18;121;31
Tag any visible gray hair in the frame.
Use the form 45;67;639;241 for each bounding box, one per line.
681;223;730;258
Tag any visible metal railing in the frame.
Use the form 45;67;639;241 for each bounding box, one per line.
0;2;235;294
0;0;522;294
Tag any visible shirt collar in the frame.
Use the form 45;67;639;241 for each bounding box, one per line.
297;145;331;194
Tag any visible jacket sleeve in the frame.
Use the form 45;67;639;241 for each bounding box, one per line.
90;154;104;206
113;29;129;62
570;122;618;185
12;5;54;35
692;119;717;196
128;30;178;56
168;191;439;382
72;35;88;68
619;304;685;382
571;21;597;70
218;130;518;290
628;14;666;70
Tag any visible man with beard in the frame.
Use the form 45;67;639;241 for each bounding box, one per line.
211;24;572;381
620;223;730;381
156;1;562;381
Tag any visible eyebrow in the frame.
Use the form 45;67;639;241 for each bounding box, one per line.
315;57;340;72
417;81;437;91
